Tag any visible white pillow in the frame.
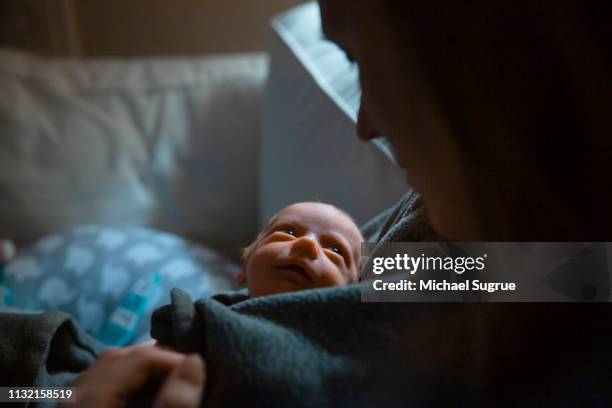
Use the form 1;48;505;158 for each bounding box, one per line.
0;49;268;258
261;2;409;228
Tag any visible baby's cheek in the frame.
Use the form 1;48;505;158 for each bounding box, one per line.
318;268;349;287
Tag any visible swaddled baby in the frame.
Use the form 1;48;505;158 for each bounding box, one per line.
236;202;363;297
0;202;362;344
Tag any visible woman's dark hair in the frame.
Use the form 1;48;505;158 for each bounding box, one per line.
384;1;611;239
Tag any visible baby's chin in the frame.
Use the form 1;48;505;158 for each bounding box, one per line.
249;279;313;298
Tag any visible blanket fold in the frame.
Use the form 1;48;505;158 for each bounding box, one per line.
151;286;484;407
151;287;612;407
0;311;102;389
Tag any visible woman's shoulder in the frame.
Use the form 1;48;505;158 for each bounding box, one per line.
362;190;437;243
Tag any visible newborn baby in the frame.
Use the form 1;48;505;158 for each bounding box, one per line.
236;202;363;297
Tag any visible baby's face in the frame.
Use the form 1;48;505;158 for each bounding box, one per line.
241;203;362;297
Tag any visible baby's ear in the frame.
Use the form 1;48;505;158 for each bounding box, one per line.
237;243;254;286
235;270;247;285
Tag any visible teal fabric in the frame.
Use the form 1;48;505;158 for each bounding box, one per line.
2;225;238;344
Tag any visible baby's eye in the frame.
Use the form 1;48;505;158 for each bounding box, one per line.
330;247;343;256
282;228;296;236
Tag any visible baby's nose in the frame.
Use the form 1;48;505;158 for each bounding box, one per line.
290;236;319;260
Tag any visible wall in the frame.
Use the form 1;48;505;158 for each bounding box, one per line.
0;0;306;56
0;0;80;55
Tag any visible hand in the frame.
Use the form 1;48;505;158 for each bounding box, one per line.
0;239;16;265
66;342;205;408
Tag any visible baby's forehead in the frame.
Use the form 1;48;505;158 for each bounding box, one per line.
278;202;345;222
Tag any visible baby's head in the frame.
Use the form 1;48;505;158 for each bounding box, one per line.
237;202;363;297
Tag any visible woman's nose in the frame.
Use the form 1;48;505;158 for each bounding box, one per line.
290;236;319;260
356;105;381;142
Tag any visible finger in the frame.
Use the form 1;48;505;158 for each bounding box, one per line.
118;346;187;393
132;339;176;352
118;339;157;353
136;339;157;347
155;354;206;408
76;346;186;404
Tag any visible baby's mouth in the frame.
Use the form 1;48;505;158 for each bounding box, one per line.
288;263;306;272
277;262;313;283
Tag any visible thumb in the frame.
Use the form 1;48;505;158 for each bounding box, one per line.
155;354;206;408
